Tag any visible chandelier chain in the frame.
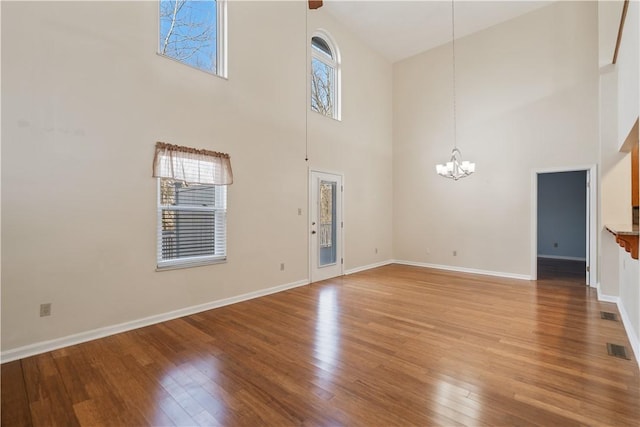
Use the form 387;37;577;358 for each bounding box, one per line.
305;2;309;162
451;0;457;150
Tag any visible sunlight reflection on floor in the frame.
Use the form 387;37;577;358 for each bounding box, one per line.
314;287;341;381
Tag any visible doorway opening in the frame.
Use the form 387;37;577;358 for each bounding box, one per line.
531;166;597;285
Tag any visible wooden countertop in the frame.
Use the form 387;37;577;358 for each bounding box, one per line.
605;224;639;235
606;224;638;259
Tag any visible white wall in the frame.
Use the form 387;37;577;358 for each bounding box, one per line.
306;8;393;271
619;246;639;359
537;171;587;259
598;65;630;297
617;0;639;147
598;0;625;68
393;1;599;277
1;1;393;353
613;0;640;349
597;0;640;350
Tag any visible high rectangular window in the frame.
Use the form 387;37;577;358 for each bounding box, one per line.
158;0;227;77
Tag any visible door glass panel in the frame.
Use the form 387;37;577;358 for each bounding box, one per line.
319;180;337;267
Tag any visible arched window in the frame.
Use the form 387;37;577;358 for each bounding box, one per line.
311;31;340;120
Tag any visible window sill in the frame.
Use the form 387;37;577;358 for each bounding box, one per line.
311;108;341;122
156;258;227;272
156;53;228;81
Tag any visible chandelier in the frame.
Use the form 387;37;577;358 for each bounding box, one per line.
435;0;475;180
436;148;475;180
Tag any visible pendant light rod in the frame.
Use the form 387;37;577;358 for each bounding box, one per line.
451;0;457;150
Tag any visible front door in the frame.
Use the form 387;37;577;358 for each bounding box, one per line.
310;171;343;283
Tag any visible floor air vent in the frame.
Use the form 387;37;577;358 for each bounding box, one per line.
606;343;630;360
600;311;618;321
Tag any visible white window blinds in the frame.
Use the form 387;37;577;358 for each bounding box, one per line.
153;142;232;269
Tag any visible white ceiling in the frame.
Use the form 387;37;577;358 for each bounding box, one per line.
323;1;554;63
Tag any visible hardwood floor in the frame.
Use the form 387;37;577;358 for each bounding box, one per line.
2;264;639;426
537;257;587;284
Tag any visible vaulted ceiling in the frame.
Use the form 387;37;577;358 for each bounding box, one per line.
321;1;554;63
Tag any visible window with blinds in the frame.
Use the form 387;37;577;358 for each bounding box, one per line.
157;178;227;268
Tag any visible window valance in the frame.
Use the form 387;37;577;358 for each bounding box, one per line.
153;142;233;185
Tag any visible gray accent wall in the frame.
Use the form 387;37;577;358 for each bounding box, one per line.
537;171;587;259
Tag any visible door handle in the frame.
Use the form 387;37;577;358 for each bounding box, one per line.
311;230;317;234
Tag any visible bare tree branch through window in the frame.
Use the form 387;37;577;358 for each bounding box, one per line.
311;58;334;117
159;0;218;74
311;35;338;119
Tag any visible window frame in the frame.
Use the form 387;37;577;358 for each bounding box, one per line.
156;178;227;270
157;0;228;79
310;30;341;121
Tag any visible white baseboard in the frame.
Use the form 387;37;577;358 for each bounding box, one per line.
595;283;619;303
345;260;394;275
0;279;310;364
538;255;587;261
393;259;532;281
595;286;640;368
617;300;640;368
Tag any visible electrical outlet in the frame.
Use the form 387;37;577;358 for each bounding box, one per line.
375;248;378;254
40;303;51;317
426;248;431;255
280;263;285;271
453;250;457;256
298;208;302;216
